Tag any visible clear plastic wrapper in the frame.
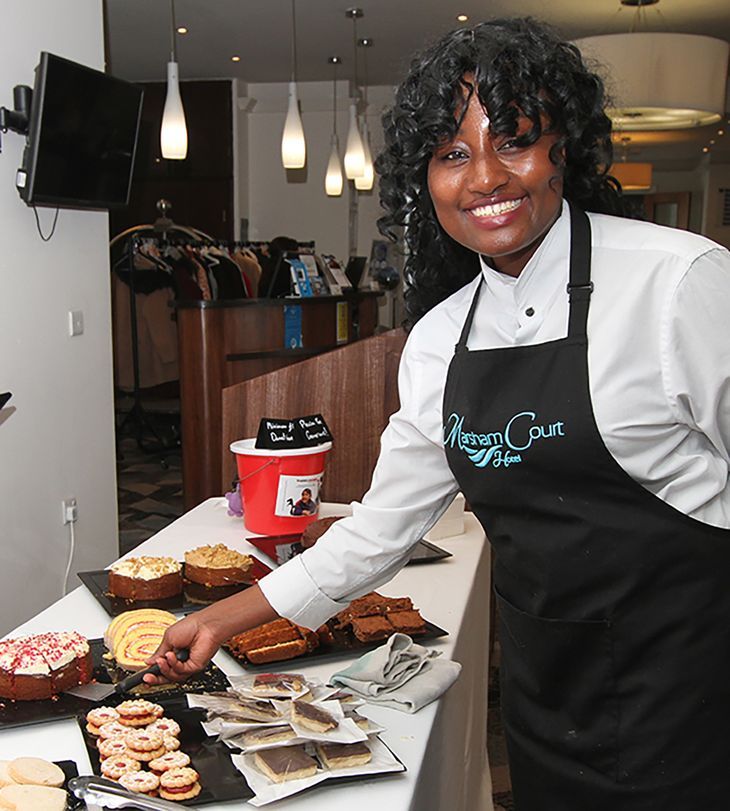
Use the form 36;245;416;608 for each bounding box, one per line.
233;736;405;806
276;699;368;745
228;672;311;700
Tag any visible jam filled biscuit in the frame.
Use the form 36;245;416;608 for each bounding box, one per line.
97;738;132;761
146;717;181;737
126;730;166;762
98;721;130;741
149;751;191;775
116;699;164;727
119;770;160;796
85;706;120;736
162;735;180;752
158;767;201;801
100;754;141;780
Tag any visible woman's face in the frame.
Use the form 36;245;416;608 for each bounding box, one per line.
427;91;564;276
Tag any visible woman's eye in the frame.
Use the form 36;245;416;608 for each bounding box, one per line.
441;149;467;161
497;138;519;152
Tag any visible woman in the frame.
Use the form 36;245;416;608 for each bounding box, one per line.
149;19;730;809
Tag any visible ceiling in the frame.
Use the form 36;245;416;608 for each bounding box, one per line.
105;0;730;171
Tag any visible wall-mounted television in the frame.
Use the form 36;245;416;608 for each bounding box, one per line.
16;52;143;210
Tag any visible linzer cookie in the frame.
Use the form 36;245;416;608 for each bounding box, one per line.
146;717;181;738
291;700;338;733
100;754;140;780
85;706;120;736
97;738;131;761
118;770;160;796
158;766;201;801
125;729;166;762
254;745;318;783
116;699;164;727
149;751;191;775
108;556;183;601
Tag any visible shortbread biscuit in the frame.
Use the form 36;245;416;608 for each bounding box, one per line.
0;784;68;811
7;758;65;788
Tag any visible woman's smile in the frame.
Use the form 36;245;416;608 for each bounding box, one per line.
427;91;564;276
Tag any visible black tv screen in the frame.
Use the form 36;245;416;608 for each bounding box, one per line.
17;52;143;209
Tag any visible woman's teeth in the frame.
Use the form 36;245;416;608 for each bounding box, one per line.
469;198;523;218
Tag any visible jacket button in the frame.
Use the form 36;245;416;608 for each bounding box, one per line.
525;307;535;317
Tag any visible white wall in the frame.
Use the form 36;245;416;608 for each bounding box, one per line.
0;0;118;634
241;81;393;261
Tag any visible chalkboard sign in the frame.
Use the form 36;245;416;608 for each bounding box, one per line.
295;414;333;447
255;414;333;450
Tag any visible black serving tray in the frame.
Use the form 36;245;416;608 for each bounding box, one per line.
77;558;272;617
78;705;252;806
407;539;453;565
0;639;230;730
222;619;448;671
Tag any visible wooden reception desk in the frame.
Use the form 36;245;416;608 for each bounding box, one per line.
176;292;382;508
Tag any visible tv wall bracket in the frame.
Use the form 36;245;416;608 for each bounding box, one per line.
0;85;32;153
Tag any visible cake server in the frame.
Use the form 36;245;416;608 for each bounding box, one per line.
69;775;198;809
65;648;190;702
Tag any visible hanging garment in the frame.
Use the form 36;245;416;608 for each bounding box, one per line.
442;204;730;810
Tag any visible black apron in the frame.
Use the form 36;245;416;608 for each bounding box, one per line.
442;204;730;810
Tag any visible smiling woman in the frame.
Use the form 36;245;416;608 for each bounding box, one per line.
376;18;623;323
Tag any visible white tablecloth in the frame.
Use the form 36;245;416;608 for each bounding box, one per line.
0;499;493;810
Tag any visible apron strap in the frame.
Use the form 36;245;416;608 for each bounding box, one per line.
566;202;593;340
454;276;482;354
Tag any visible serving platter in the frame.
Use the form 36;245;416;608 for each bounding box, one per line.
77;557;272;617
0;639;229;730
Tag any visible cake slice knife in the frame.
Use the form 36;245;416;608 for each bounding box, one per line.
69;775;198;809
65;648;189;702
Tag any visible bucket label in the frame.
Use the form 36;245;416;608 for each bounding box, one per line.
275;474;323;517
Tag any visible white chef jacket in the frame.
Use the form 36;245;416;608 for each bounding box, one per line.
260;200;730;630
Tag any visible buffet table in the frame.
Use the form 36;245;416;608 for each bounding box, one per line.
0;499;493;810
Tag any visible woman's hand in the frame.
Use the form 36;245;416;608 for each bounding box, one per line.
143;584;278;685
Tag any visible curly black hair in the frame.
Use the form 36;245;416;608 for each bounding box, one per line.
376;17;623;327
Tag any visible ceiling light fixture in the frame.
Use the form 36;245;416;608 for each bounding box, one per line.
176;26;188;35
160;0;188;160
457;14;469;22
344;8;366;180
573;0;729;131
281;0;306;169
355;37;375;191
231;55;241;62
325;57;344;197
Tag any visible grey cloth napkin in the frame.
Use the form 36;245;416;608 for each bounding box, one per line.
330;633;461;713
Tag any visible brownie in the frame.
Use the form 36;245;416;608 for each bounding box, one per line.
301;516;344;549
387;609;426;635
350;615;393;643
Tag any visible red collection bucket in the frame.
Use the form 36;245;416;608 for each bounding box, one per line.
230;438;333;535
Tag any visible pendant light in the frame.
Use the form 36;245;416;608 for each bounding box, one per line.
573;0;729;131
355;37;374;191
344;8;366;179
325;57;344;196
609;136;653;191
281;0;306;169
160;0;188;160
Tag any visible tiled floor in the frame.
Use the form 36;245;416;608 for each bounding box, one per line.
115;427;513;809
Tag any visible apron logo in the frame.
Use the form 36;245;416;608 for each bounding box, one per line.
444;411;566;469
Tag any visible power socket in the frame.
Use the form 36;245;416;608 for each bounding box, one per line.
62;498;78;524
